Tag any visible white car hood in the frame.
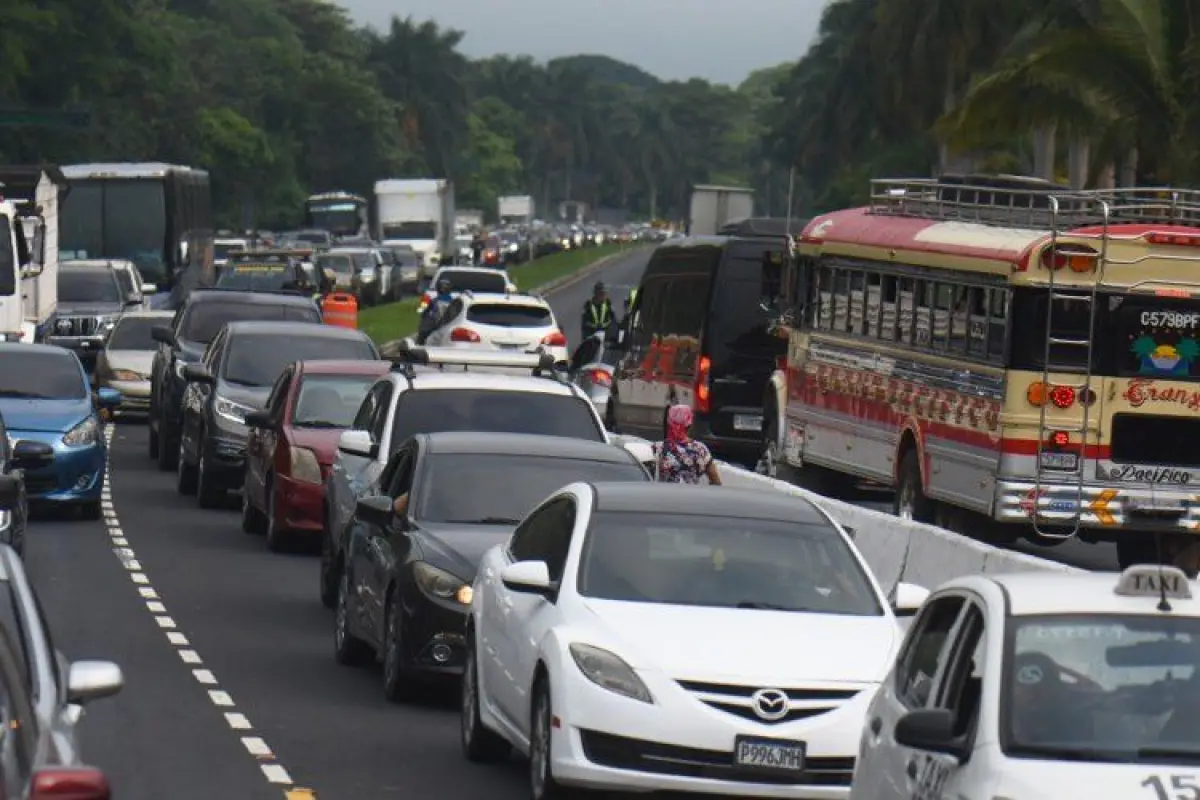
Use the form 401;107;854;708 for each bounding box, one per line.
996;760;1174;799
581;598;898;685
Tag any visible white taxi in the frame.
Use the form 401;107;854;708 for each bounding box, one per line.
851;563;1200;800
424;291;569;364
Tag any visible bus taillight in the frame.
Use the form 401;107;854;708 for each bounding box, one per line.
1048;430;1070;448
1027;382;1087;409
1027;381;1049;406
1040;244;1099;273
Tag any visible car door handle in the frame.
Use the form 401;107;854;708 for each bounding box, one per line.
869;716;881;736
906;758;918;780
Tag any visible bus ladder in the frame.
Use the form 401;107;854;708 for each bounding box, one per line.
1031;196;1111;539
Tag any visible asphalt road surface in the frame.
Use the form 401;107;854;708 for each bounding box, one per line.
22;245;1114;799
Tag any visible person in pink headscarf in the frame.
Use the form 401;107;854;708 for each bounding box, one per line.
652;404;722;485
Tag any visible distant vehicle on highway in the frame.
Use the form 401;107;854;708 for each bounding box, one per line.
334;431;650;700
46;263;139;372
241;358;391;551
462;482;928;798
175;320;378;509
214;251;317;296
416;267;515;315
423;292;568;364
0;344;121;519
95;310;174;416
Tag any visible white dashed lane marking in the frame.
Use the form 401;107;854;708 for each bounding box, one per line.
101;425;316;798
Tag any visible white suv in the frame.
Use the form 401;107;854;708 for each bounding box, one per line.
318;345;638;608
424;291;568;363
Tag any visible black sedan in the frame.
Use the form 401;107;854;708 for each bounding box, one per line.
335;431;650;702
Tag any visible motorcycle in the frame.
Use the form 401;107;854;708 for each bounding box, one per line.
568;328;619;420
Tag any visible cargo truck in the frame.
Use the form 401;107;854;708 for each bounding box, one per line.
688;184;754;236
374;179;455;279
0;166;64;342
498;195;535;226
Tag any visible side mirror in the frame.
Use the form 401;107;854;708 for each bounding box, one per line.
142;283;158;295
891;582;930;617
96;387;122;408
893;708;968;761
337;429;377;459
182;364;213;384
244;410;273;429
67;659;124;704
500;560;555;598
355;495;394;528
11;440;53;470
0;475;19;510
151;326;175;346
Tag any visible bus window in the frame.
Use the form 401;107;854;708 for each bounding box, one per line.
59;182;104;260
898;277;915;345
816;267;833;330
833;270;849;332
950;285;970;354
865;274;882;338
967;288;988;358
849;271;866;335
880;276;898;341
988;290;1008;360
933;283;953;350
914;281;932;346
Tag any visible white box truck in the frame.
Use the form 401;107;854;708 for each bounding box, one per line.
498;195;535;226
0;167;62;343
688;185;754;236
374;179;455;278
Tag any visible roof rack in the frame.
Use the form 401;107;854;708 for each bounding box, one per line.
869;176;1200;229
386;339;562;375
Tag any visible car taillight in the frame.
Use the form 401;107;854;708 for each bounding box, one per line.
450;327;480;342
31;767;111;799
1047;430;1070;448
541;330;567;347
694;355;712;413
588;368;612;387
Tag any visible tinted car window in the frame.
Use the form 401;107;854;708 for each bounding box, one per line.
389;390;603;453
292;375;377;428
223;333;375;387
711;244;782;357
417;454;644;523
440;271;506;293
466;304;552;328
107;316;161;350
577;511;881;615
317;255;353;275
59;270;122;303
216;262;296;291
180;302;320;344
0;351;86;399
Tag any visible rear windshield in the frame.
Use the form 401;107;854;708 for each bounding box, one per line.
711;244;781;357
107;316;161;350
440;271;506;293
216;263;297;291
59;270;121;304
180;302;321;344
0;351;86;399
224;333;376;387
466;304;551;328
388;389;602;453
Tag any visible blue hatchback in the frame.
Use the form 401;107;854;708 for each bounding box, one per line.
0;344;121;519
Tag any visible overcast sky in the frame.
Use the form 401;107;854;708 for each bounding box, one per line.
337;0;827;86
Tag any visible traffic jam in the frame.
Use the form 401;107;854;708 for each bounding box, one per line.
2;166;1200;798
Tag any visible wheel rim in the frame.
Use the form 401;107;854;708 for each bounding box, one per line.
530;691;550;798
384;600;400;686
335;572;350;649
461;648;477;744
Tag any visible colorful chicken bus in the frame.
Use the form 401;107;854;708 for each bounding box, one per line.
761;175;1200;567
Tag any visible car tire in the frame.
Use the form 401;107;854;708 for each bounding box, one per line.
241;481;266;535
157;418;178;471
265;481;287;553
382;591;417;703
461;632;511;762
196;451;222;509
176;437;197;495
148;424;159;459
80;500;102;521
530;677;574;800
334;568;370;666
318;528;338;609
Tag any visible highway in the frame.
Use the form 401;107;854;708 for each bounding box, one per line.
22;244;1113;799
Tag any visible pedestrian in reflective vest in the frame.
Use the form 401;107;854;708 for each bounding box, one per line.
581;281;614;338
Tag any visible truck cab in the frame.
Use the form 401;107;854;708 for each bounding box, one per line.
0;188;46;342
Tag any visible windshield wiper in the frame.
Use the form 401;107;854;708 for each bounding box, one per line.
443;517;522;525
293;420;343;429
0;390;48;399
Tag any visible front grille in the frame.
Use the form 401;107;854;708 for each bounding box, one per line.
1111;413;1200;468
579;730;854;786
23;472;60;496
677;680;860;724
52;316;103;337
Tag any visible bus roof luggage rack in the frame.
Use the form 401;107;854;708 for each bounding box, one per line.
870;175;1200;229
717;217;811;237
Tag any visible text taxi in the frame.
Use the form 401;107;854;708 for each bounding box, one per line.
850;563;1200;799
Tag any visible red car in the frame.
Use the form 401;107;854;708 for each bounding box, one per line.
241;359;391;551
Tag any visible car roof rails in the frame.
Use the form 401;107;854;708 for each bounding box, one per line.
387;338;560;375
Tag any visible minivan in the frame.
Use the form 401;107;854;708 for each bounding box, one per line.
607;218;804;464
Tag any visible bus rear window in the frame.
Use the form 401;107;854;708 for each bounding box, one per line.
1117;301;1200;380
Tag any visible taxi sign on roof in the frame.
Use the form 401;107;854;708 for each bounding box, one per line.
1114;565;1192;600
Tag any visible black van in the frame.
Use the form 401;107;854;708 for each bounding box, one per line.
608;218;803;464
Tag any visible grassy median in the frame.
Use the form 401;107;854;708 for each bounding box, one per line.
356;243;629;344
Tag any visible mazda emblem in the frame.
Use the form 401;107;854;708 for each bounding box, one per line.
750;688;790;721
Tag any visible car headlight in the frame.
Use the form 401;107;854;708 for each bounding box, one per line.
359;270;376;282
111;369;141;382
62;415;100;447
568;643;653;703
100;315;118;331
287;446;322;484
412;561;472;605
214;396;256;425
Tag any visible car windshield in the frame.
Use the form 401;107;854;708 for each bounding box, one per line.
292;375;376;428
216;263;296;291
0;351;86;399
466;303;552;328
439;271;506;293
388;389;603;453
59;270;121;304
180;303;321;344
1005;614;1200;764
417;453;644;524
106;317;161;350
224;333;374;387
576;511;881;615
317;255;354;274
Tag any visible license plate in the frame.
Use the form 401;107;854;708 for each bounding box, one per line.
734;414;763;432
497;343;525;350
1039;452;1078;470
734;736;805;773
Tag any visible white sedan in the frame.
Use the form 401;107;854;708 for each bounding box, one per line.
461;481;928;799
425;292;569;364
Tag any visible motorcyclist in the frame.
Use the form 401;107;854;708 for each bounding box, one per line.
470;229;487;266
417;277;455;344
581;281;615;339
